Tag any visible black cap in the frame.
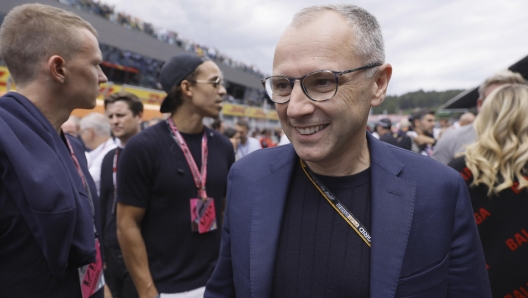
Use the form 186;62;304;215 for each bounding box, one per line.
376;118;392;129
158;53;206;113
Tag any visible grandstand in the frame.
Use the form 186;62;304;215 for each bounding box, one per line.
0;0;279;128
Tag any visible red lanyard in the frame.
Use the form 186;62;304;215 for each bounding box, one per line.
167;118;209;199
111;148;119;214
64;134;95;219
66;136;87;188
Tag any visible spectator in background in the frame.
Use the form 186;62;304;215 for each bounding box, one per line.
100;92;143;298
377;118;412;150
449;84;528;297
260;129;276;148
235;119;261;158
408;109;436;156
375;119;396;145
397;118;411;136
371;125;380;139
433;70;526;165
223;127;239;154
62;115;88;150
458;112;475;127
434;117;451;139
277;129;291;146
62;115;81;137
80;112;118;195
211;118;225;134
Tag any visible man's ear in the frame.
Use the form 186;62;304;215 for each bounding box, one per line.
370;63;392;107
476;98;483;112
180;80;193;98
48;55;66;83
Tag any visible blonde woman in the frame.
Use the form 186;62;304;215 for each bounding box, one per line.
449;83;528;297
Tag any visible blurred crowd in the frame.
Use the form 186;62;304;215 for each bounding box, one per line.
369;70;526;166
58;0;267;78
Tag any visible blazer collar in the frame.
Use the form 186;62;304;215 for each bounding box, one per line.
367;133;416;297
250;145;296;298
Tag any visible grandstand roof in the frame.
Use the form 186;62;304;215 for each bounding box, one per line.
0;0;264;90
440;54;528;110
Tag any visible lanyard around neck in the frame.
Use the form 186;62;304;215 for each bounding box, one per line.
111;147;120;214
64;134;95;220
167;118;209;199
300;158;371;247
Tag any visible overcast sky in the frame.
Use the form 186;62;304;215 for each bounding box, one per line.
101;0;528;95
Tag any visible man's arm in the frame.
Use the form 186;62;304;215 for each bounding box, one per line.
447;175;491;297
117;202;158;298
413;134;435;146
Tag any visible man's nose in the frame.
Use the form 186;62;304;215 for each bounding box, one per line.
286;81;315;119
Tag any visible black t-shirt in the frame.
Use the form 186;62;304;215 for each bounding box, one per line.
117;121;235;293
379;132;399;147
272;161;371;298
100;147;120;248
449;156;528;297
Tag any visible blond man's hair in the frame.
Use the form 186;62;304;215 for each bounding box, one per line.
477;70;525;99
465;84;528;196
0;3;97;86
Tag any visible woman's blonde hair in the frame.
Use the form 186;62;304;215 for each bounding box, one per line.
465;83;528;195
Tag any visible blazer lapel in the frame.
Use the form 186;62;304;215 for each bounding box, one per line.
250;145;297;298
367;134;416;298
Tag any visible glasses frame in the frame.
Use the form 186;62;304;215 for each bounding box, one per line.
261;63;382;104
188;77;225;89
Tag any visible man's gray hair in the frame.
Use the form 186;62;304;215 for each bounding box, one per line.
291;4;384;77
80;112;111;137
478;70;526;99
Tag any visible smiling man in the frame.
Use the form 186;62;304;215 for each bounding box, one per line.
116;54;235;298
205;4;491;298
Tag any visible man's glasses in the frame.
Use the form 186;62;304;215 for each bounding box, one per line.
188;77;225;89
261;63;381;104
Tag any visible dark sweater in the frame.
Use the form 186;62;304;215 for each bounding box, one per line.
272;161;371;298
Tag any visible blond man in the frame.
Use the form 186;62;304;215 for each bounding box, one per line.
0;4;107;297
433;70;526;164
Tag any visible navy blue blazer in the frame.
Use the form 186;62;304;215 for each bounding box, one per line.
205;133;491;298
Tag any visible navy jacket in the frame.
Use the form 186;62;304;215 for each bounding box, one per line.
205;133;491;298
0;92;102;297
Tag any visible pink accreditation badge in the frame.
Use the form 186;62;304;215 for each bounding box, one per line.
190;198;218;234
78;238;105;298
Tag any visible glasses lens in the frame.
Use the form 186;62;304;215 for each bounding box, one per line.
303;71;337;101
266;77;291;103
211;77;222;88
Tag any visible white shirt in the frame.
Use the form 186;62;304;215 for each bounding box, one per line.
236;137;261;159
278;134;291;146
85;138;118;195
